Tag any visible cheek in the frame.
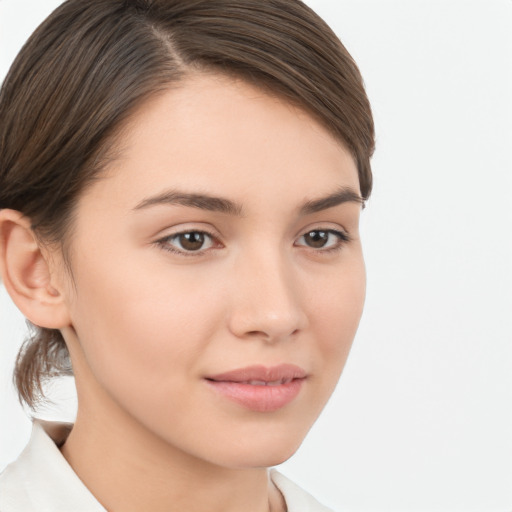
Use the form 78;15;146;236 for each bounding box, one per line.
309;254;366;377
66;253;225;400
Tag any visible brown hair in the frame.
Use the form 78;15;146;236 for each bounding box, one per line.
0;0;375;408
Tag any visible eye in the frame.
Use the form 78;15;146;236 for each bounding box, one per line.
295;229;350;251
157;230;218;255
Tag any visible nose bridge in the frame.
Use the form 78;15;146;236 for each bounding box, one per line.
228;244;307;341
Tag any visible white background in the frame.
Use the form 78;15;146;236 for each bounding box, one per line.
1;1;511;511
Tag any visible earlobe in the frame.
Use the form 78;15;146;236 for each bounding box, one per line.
0;209;71;329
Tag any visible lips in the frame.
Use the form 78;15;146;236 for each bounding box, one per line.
205;364;307;412
240;379;292;386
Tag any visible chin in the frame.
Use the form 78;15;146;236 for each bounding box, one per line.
201;424;311;470
251;448;300;468
221;445;302;470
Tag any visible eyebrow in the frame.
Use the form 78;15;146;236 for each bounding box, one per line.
133;186;364;216
299;187;365;214
133;190;243;216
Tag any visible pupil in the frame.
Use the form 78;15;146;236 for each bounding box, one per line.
180;232;204;251
306;230;328;248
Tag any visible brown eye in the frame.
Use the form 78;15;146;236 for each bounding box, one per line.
303;230;330;248
161;231;216;254
178;232;206;251
296;229;349;251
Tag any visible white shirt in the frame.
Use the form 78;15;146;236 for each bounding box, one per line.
0;421;334;512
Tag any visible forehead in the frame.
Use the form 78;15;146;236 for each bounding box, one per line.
81;73;359;213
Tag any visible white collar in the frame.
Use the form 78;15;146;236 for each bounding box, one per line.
0;421;105;511
0;421;333;512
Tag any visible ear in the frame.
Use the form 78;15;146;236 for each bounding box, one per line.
0;209;71;329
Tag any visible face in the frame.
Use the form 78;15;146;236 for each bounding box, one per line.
57;73;365;468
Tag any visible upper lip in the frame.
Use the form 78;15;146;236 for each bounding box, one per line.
206;364;307;385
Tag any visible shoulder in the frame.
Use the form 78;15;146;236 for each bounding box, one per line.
270;469;336;512
0;421;105;512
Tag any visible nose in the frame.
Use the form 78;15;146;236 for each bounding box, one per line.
227;250;308;343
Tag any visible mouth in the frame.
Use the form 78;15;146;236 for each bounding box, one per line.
205;364;307;412
231;378;295;386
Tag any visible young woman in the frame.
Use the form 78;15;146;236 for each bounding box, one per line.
0;1;374;511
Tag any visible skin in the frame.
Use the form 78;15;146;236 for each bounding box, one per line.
1;73;366;512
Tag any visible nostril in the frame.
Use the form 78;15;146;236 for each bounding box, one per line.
247;330;263;336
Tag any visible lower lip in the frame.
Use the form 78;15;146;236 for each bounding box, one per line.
206;379;305;412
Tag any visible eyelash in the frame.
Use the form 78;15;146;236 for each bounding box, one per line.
295;229;351;254
155;228;351;257
156;230;221;257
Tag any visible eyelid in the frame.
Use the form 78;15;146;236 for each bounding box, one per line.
296;220;351;237
153;223;352;257
294;226;352;253
154;227;223;257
